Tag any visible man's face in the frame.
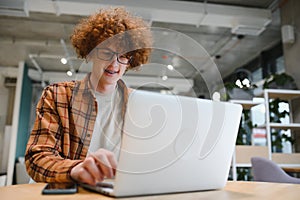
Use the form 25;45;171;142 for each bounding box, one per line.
89;45;130;88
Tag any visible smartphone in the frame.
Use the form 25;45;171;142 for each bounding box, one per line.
42;182;77;195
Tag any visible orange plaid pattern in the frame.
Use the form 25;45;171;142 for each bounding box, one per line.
25;74;128;182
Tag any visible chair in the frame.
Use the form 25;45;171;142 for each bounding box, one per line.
251;157;300;184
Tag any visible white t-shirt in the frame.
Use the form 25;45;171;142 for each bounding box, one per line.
88;87;123;159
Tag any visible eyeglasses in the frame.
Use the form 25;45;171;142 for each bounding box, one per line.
96;48;132;65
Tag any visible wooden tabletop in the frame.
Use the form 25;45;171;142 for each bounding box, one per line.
0;181;299;200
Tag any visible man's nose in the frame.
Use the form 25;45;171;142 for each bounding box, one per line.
110;55;119;66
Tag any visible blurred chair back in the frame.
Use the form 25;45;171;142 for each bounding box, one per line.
251;157;300;184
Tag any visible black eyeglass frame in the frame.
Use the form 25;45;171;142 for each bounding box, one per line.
95;48;132;65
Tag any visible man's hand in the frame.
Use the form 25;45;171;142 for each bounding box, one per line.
70;148;117;186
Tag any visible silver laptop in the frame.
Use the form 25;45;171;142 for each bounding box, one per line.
81;90;242;197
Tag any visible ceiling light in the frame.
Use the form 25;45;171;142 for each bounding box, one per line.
61;57;67;64
66;70;73;77
212;92;221;101
162;75;168;81
242;78;250;88
235;79;243;88
167;64;174;71
160;90;168;94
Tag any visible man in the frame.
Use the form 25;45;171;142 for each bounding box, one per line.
25;7;152;186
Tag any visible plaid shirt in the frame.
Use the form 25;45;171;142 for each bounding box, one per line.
25;74;128;183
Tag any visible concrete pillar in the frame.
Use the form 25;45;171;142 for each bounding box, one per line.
281;0;300;86
281;0;300;152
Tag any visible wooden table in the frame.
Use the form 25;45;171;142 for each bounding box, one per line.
1;181;299;200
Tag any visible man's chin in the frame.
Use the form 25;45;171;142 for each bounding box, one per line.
101;76;119;84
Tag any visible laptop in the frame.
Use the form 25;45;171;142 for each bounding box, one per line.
81;90;242;197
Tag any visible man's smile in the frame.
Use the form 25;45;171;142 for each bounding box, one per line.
104;68;119;74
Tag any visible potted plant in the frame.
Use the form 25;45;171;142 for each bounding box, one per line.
263;72;297;90
236;110;255;145
268;98;295;152
263;72;297;152
224;82;257;101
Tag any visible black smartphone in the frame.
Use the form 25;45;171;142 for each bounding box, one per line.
42;182;77;195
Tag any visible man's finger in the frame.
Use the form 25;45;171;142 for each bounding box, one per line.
91;152;114;178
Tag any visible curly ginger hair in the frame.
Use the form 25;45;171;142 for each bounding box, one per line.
70;7;152;70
